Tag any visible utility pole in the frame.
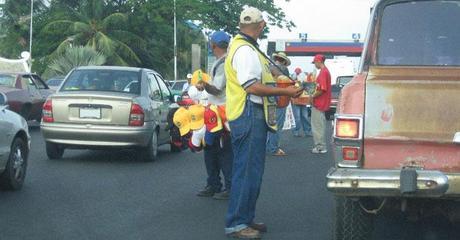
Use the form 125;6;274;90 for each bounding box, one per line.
29;0;34;68
173;0;177;81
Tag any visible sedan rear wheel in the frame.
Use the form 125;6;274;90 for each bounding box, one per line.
46;142;65;160
138;131;158;162
0;137;28;191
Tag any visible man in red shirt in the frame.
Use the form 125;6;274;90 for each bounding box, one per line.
310;54;331;154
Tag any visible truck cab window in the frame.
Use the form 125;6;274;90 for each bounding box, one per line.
378;1;460;66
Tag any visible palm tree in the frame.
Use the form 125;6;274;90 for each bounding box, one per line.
44;46;106;78
44;0;145;66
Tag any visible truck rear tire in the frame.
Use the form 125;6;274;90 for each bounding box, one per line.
334;197;374;240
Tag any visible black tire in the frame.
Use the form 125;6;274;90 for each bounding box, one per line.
20;105;31;120
138;131;158;162
326;110;334;121
46;141;64;160
334;197;375;240
170;143;182;153
0;137;28;191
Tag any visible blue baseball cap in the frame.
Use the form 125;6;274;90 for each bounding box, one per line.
210;31;230;45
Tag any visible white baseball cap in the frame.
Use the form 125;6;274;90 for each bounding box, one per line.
240;7;264;24
187;73;193;79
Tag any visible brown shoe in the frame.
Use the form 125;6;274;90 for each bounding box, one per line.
249;223;267;233
272;149;287;156
227;227;261;239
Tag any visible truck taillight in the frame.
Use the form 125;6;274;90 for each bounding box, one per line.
342;147;359;161
42;99;54;123
129;103;144;126
336;118;360;139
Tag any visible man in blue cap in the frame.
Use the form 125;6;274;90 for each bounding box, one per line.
196;31;233;200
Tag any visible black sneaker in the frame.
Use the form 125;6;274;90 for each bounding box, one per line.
196;186;215;197
213;190;230;200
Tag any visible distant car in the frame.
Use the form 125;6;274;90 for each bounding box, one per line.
0;92;30;191
0;72;53;121
326;75;354;120
168;79;188;96
46;76;65;91
41;66;179;161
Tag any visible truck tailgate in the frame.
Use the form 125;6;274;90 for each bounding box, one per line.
364;66;460;172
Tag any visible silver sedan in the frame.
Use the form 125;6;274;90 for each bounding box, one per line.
41;66;178;161
0;92;30;190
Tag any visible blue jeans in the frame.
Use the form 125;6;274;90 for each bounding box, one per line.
292;104;312;136
266;107;286;153
204;132;233;192
225;101;268;234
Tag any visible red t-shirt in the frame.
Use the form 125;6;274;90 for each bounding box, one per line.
313;67;332;112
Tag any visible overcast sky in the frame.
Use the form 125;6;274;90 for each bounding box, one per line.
258;0;376;73
266;0;376;41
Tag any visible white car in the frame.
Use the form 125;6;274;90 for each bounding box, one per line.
0;92;30;190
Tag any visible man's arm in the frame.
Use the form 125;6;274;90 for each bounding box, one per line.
246;82;302;97
311;89;324;98
203;82;222;96
311;70;327;98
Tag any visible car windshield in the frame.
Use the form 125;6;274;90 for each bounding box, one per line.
0;74;16;87
377;1;460;66
61;69;141;94
337;76;353;86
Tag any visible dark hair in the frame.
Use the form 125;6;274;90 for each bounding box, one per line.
214;41;229;49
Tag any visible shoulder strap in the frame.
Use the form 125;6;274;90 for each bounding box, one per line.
237;35;294;81
212;57;226;78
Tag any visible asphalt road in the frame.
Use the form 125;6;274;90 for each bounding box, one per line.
0;124;458;240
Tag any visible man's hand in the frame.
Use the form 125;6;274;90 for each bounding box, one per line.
284;86;304;98
308;95;314;105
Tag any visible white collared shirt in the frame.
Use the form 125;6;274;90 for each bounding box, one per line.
232;45;263;104
208;56;227;106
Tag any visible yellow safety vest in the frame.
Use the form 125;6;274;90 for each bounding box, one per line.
225;34;277;132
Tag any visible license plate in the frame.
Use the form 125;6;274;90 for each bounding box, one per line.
79;108;101;119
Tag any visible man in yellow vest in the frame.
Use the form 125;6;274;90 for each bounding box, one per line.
224;7;303;239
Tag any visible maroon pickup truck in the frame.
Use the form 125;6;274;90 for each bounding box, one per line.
327;0;460;239
0;73;53;121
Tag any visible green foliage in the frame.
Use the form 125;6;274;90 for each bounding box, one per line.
0;0;294;79
43;0;144;66
178;0;295;36
0;0;46;58
43;46;106;78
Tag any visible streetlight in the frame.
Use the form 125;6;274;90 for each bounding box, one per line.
173;0;177;81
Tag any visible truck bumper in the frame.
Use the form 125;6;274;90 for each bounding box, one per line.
326;168;460;198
